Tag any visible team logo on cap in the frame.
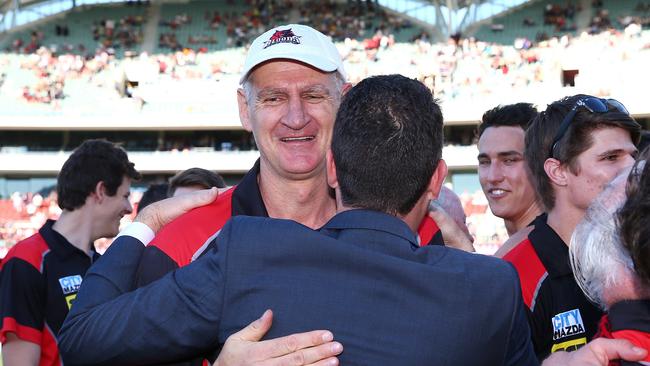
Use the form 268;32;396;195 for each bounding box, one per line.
263;28;302;49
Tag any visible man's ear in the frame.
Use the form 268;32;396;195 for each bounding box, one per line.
237;88;252;132
92;181;107;204
326;149;339;190
428;159;448;200
341;82;353;96
544;158;568;187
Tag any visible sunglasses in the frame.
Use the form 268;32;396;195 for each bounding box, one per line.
548;97;629;159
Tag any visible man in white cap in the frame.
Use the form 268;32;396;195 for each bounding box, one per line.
126;24;352;366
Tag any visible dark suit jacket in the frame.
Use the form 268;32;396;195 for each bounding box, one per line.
59;209;537;366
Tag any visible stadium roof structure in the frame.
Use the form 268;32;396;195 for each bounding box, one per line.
378;0;535;39
0;0;128;33
0;0;535;38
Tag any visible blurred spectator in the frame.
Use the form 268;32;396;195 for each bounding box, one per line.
137;183;169;213
168;167;226;197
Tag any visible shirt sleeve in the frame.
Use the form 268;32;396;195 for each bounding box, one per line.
0;257;46;345
58;222;233;366
114;222;155;245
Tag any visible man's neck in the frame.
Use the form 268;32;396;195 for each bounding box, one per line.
52;209;94;254
504;201;543;236
546;201;584;247
258;168;336;229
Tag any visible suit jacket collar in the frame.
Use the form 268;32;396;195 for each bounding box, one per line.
322;209;419;249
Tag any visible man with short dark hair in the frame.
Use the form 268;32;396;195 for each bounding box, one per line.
168;167;226;197
59;75;536;365
476;103;543;257
503;95;641;360
0;139;140;366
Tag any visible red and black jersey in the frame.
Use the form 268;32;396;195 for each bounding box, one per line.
503;214;603;361
596;300;650;366
0;220;98;366
135;160;443;287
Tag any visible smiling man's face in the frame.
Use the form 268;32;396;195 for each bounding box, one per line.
238;60;342;181
478;126;538;222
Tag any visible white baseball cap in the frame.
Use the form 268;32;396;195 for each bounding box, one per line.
239;24;347;84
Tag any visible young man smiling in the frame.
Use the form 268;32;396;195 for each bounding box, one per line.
0;139;140;366
476;103;544;257
503;95;640;361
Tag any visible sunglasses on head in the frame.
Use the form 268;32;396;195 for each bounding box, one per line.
548;97;629;159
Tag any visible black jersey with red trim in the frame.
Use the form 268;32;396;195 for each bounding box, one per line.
134;160;443;365
0;220;98;366
596;300;650;366
503;214;603;361
135;160;443;288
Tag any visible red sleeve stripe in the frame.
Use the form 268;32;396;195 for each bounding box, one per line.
1;317;42;344
0;234;49;272
503;239;548;311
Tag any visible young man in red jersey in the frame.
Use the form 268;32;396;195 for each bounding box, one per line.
0;139;140;366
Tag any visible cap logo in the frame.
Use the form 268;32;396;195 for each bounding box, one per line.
263;28;302;49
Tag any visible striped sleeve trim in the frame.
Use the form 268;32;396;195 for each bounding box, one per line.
1;316;42;344
503;239;548;311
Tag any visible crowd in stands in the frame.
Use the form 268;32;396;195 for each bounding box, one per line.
1;1;649;254
91;15;145;50
5;24;650;110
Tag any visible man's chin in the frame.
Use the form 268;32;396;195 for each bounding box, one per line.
279;160;324;176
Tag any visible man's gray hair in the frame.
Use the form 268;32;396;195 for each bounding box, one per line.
570;168;637;309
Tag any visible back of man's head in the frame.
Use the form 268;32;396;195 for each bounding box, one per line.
57;139;141;211
168;168;226;197
331;74;443;215
525;94;640;210
478;103;537;137
618;149;650;284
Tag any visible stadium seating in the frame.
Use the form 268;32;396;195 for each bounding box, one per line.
602;0;648;28
1;3;148;56
473;1;574;44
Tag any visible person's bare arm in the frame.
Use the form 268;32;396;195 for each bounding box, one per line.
542;338;647;366
214;310;342;366
2;333;40;366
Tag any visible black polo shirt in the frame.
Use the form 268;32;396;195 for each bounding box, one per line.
0;219;97;366
503;214;603;361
